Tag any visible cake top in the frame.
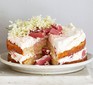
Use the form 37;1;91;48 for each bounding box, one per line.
8;16;85;41
8;15;55;37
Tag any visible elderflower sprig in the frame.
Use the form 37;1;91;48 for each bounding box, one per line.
8;15;55;37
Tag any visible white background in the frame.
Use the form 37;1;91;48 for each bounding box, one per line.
0;0;93;54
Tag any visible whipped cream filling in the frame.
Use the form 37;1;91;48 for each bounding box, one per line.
8;36;40;49
58;47;87;64
49;23;86;53
10;51;33;64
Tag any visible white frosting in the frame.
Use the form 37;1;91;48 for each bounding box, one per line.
10;51;33;64
49;23;86;53
8;36;40;49
58;47;86;64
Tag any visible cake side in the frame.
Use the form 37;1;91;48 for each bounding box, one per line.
7;38;47;55
48;23;87;65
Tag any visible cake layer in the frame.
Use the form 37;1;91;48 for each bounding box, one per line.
58;47;87;64
57;40;86;59
7;40;23;54
9;51;33;64
8;51;51;65
8;36;40;50
7;38;47;55
8;53;87;65
8;53;35;65
52;47;87;65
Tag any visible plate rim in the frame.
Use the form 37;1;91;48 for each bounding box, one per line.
0;52;93;69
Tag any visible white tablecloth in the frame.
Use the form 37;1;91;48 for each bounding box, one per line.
0;62;93;85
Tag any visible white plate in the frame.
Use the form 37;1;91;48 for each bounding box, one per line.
0;52;93;74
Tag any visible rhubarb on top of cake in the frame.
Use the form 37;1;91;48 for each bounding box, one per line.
7;16;63;49
8;15;55;37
